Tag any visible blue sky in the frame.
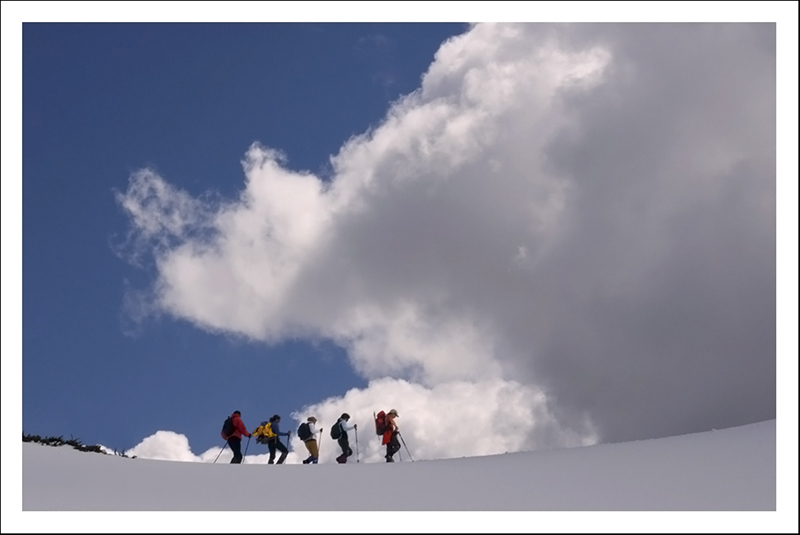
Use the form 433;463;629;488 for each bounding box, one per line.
5;4;798;463
19;20;470;453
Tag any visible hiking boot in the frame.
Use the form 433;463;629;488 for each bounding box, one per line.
385;455;394;463
336;454;346;464
302;459;310;464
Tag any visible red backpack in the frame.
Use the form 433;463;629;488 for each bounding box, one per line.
374;411;387;435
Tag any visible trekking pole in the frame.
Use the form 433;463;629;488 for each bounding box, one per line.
242;435;251;464
355;427;360;463
398;432;414;462
213;441;228;464
317;429;323;460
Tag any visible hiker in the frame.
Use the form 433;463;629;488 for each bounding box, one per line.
382;409;400;462
334;413;357;464
266;414;291;465
299;416;320;464
222;410;251;464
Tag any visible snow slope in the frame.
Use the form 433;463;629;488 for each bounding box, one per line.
11;419;799;532
18;419;779;514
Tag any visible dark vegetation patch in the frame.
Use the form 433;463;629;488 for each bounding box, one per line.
23;433;135;458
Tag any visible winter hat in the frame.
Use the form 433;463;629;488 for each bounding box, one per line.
270;414;280;422
307;416;317;423
388;409;399;417
341;413;350;420
233;410;241;416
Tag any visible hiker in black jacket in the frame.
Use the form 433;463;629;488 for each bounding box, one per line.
266;414;291;464
335;413;357;464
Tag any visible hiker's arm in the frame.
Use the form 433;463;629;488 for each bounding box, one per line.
236;419;250;437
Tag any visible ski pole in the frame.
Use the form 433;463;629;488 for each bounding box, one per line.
398;432;414;462
242;435;251;463
213;441;228;464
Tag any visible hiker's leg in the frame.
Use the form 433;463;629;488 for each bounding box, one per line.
276;441;288;464
387;434;401;459
228;438;243;464
303;440;315;463
338;437;350;457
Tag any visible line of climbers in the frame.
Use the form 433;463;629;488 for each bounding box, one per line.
219;408;403;464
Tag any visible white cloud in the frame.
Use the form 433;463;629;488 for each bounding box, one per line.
126;430;204;462
291;377;597;463
116;23;609;373
116;23;776;451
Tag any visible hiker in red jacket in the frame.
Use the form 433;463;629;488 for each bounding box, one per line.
222;410;251;464
381;409;401;462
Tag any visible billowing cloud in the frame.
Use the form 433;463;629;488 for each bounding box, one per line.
116;23;775;453
126;431;206;462
292;377;597;461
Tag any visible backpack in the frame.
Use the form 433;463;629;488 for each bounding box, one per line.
221;416;234;438
297;422;312;441
252;421;276;444
374;411;387;436
330;419;343;440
